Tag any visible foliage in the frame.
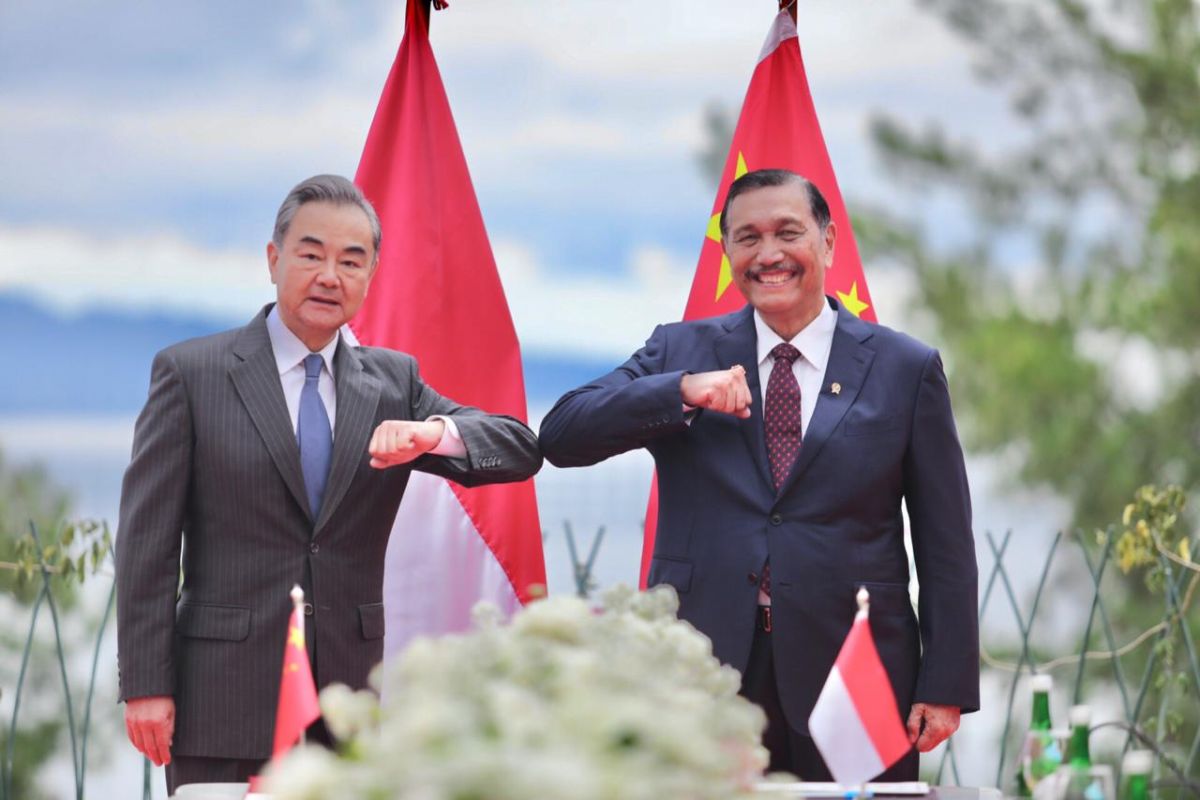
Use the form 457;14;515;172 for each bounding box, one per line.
1102;484;1190;578
0;445;117;799
856;0;1200;533
0;447;72;605
265;585;768;800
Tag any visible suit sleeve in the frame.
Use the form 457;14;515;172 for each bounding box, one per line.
903;349;980;713
538;325;692;468
115;350;192;701
405;358;542;487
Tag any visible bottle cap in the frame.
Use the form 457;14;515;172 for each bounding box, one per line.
1031;674;1053;692
1122;750;1153;775
1068;705;1091;726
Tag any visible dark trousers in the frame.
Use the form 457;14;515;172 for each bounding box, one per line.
165;718;335;795
739;607;918;781
166;756;264;795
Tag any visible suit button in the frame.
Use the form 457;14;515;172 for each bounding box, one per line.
769;513;783;526
747;572;758;584
310;543;320;554
303;602;314;616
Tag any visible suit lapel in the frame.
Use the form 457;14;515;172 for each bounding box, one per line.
713;306;774;491
229;310;313;523
314;339;381;533
777;304;876;496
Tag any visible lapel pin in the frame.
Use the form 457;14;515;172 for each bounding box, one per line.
830;382;842;395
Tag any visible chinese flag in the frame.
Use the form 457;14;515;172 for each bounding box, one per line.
271;599;320;759
351;0;546;654
641;9;876;584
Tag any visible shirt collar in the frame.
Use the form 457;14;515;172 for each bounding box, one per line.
265;305;339;378
754;297;837;372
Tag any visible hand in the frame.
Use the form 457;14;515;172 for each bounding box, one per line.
125;695;175;766
906;702;961;752
680;365;752;419
369;419;446;469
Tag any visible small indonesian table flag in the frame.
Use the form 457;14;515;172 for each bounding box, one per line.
808;588;911;785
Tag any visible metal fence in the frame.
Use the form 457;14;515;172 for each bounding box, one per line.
2;521;1197;799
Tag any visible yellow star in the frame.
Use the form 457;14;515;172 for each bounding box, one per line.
289;626;304;649
711;152;750;301
836;282;870;317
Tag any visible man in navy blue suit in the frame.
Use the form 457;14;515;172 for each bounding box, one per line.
539;169;978;779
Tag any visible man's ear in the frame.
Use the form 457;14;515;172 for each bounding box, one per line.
822;221;837;268
267;241;280;285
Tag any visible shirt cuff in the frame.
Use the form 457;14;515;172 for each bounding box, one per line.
427;415;467;458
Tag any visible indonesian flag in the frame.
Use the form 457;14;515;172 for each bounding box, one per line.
351;0;546;655
641;8;877;584
271;589;321;759
808;591;911;785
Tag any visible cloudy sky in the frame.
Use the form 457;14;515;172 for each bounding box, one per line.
0;0;1016;361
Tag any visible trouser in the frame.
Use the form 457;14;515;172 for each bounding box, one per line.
738;606;919;781
166;716;334;794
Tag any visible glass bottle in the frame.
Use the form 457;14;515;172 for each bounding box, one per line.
1120;750;1152;800
1019;674;1062;795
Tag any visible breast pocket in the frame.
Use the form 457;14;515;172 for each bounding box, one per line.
842;413;905;437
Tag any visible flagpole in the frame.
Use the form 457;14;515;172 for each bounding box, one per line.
778;0;798;22
291;584;308;748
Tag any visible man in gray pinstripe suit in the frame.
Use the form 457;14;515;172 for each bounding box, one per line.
115;174;543;792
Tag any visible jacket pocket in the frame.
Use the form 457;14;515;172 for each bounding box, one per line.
648;557;693;594
856;581;914;618
359;602;386;640
842;414;904;437
176;602;251;641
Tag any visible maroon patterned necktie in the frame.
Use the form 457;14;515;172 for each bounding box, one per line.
761;343;802;601
765;343;803;489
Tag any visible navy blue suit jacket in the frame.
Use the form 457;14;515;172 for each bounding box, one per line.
540;298;979;731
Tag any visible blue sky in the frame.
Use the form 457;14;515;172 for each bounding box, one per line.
0;0;1018;360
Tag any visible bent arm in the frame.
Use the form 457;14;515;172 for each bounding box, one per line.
538;325;690;468
405;359;542;486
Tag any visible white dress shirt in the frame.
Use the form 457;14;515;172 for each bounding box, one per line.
753;300;836;606
753;298;837;438
265;307;464;456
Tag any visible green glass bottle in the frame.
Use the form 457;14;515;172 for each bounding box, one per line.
1064;705;1107;800
1121;750;1152;800
1017;675;1061;796
1068;705;1092;768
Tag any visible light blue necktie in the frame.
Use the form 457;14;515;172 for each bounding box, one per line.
297;353;333;519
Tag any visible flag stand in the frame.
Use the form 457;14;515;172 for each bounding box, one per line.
291;584;308;749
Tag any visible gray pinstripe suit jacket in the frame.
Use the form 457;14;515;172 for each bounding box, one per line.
115;306;542;759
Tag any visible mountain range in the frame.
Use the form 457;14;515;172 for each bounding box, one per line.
0;293;612;415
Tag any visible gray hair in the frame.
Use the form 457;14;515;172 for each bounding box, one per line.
272;174;382;260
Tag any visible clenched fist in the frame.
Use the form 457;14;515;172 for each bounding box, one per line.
368;419;446;469
680;365;753;419
907;702;961;752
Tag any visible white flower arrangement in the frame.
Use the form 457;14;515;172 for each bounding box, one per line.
264;584;767;799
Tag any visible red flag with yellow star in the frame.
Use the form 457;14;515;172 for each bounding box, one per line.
641;7;876;584
271;591;320;759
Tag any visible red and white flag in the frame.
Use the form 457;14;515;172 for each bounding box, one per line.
271;588;321;759
351;0;546;656
808;591;911;786
641;8;876;585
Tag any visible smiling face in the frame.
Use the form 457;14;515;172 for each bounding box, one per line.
266;200;377;351
722;180;836;340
